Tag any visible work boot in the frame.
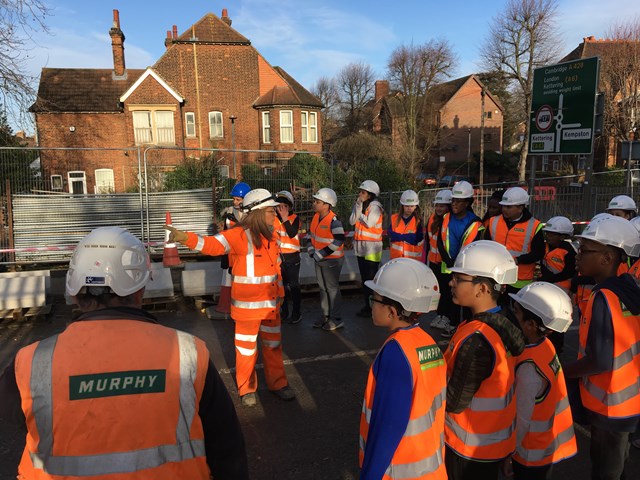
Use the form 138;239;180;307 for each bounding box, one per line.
271;386;296;401
241;393;257;407
313;317;328;328
288;313;302;324
322;319;344;331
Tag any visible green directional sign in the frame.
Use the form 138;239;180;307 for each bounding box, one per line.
529;57;599;155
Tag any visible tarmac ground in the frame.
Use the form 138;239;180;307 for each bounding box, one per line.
0;290;639;480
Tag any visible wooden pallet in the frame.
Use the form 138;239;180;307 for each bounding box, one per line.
0;304;52;321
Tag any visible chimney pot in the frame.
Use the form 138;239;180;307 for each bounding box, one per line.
375;80;389;102
221;8;232;26
112;9;120;29
172;25;178;38
109;10;126;77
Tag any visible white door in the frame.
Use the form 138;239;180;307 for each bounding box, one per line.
68;171;87;194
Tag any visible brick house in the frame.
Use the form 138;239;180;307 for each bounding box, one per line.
30;9;323;194
371;75;503;172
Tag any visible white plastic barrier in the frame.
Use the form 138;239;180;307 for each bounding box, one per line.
0;271;49;309
181;261;223;297
143;263;174;299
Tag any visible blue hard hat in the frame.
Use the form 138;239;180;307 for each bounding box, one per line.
230;182;251;198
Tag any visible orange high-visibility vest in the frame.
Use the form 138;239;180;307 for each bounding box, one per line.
354;204;383;242
389;213;423;260
444;320;517;461
310;211;344;259
439;213;483;274
542;246;571;292
513;338;577;467
578;289;640;419
426;214;442;264
489;215;542;287
277;213;300;254
186;228;284;321
14;320;210;479
360;326;447;479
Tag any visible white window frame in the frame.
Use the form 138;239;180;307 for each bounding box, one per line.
262;111;271;143
132;110;175;145
209;111;224;139
280;110;293;143
301;111;317;143
218;165;230;179
94;168;115;194
67;171;87;194
50;174;63;191
185;112;196;138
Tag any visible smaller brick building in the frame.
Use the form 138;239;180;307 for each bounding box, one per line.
30;9;323;194
372;75;503;171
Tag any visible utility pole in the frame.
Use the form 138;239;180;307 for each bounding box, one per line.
229;115;237;179
467;128;471;178
479;88;485;186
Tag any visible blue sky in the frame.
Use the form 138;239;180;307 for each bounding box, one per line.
15;0;634;129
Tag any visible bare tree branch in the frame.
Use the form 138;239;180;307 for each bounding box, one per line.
336;62;376;134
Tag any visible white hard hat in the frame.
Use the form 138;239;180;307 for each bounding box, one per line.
508;282;573;333
276;190;294;207
433;189;452;205
607;195;637;212
543;216;574;235
400;190;419;206
313;188;337;208
630;216;640;234
576;214;640;257
359;180;380;196
449;240;518;285
364;258;440;314
242;188;279;212
500;186;529;206
451;181;474;199
66;227;151;297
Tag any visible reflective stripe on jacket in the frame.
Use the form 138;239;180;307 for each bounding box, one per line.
360;327;447;479
310;211;344;259
444;320;517;461
14;320;210;479
186;229;284;321
389;213;423;260
513;339;577;466
426;214;442;264
489;215;542;287
578;288;640;419
439;212;483;274
542;246;571;292
277;213;300;253
354;203;383;242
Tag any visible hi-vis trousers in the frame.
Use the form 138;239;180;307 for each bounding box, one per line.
233;317;288;396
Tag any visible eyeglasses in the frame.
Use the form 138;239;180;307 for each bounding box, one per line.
368;295;394;309
577;247;602;256
451;274;476;285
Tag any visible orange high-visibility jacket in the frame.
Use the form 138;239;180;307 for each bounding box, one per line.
15;320;210;479
186;228;284;321
354;204;383;242
513;338;577;467
277;213;300;254
489;215;542;285
426;214;442;265
389;213;423;260
360;326;447;479
439;212;483;273
445;320;517;461
542;246;572;292
310;211;344;259
578;289;640;419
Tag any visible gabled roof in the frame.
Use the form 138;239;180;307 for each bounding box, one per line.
173;13;250;45
253;67;323;108
29;68;144;113
119;69;184;103
560;36;632;62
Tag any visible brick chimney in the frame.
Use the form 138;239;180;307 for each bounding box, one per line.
375;80;389;102
109;9;126;77
221;8;232;26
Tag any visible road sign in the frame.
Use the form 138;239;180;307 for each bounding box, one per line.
529;57;599;155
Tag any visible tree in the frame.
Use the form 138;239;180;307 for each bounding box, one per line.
387;40;457;185
477;70;520;149
336;62;376;134
600;20;640;149
0;1;51;128
0;108;39;194
164;155;226;191
480;0;561;182
311;76;341;148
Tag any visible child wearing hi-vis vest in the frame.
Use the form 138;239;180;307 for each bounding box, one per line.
508;282;577;480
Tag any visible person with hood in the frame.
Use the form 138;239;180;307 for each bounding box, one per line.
350;180;384;318
485;186;545;295
444;240;526;480
437;180;484;338
564;214;640;480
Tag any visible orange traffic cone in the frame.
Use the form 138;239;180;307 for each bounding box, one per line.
163;212;183;267
207;268;232;320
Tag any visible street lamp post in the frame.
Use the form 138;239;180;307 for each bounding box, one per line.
229;115;237;179
467;128;471;177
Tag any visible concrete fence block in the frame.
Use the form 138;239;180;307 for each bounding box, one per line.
144;263;174;299
0;275;47;309
181;262;223;297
